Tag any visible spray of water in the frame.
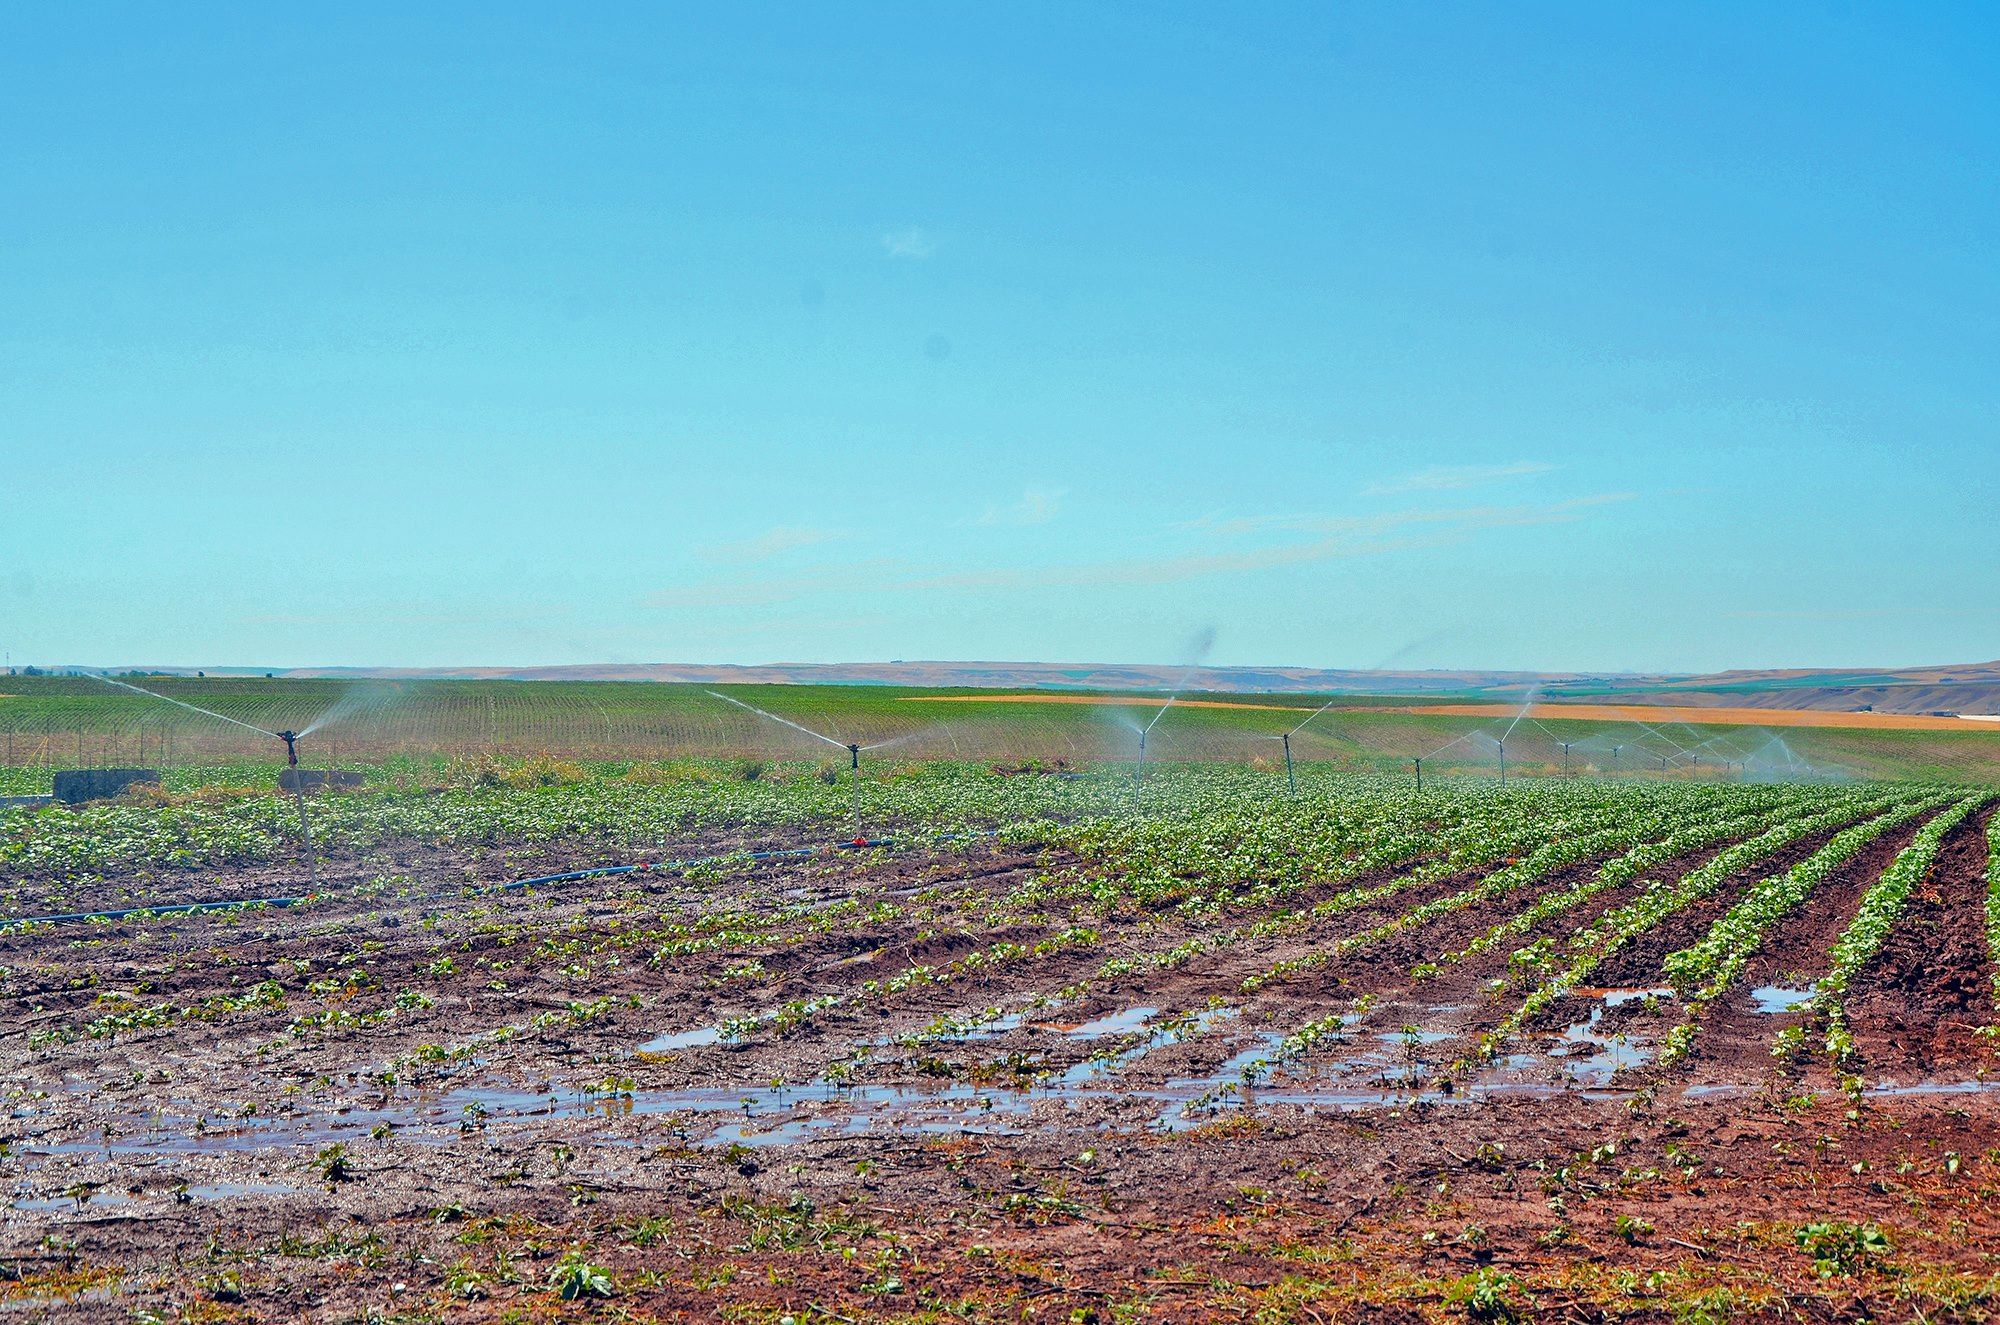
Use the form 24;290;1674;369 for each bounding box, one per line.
86;671;320;884
88;673;280;739
860;727;938;755
1285;696;1342;739
1134;627;1217;738
703;690;938;837
298;681;405;738
1497;687;1539;745
705;690;849;750
1625;718;1693;761
1126;625;1218;793
1417;726;1493;763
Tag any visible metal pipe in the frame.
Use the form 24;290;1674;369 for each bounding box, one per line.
276;731;320;891
847;742;862;840
1281;732;1294;796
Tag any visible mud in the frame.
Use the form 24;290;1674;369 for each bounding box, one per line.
1837;807;1999;1078
5;818;2000;1322
1678;822;1923;1092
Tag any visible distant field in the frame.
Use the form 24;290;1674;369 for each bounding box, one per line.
1;673;1997;784
1402;701;1999;732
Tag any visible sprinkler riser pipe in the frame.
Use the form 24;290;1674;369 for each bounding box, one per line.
847;744;862;840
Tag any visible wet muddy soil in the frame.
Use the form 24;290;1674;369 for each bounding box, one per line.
1825;808;2000;1079
5;818;2000;1322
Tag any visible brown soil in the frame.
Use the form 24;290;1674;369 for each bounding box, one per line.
1668;822;1923;1091
5;823;2000;1322
1835;807;1999;1078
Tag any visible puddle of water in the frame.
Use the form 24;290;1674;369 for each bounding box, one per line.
892;1011;1026;1046
1056;1008;1235;1088
1529;988;1668;1085
1375;1029;1453;1047
37;978;2000;1160
1749;985;1817;1014
18;1007;1245;1156
1581;987;1674;1008
1867;1079;2000;1097
1154;1033;1284;1130
1057;1006;1159;1039
1208;1035;1285;1082
639;1027;723;1053
10;1188;133;1213
181;1181;300;1200
8;1171;311;1212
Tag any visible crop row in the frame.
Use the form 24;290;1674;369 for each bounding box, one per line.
1420;800;1803;975
1989;808;2000;1013
1480;789;1899;1055
1804;793;1992;1064
1055;790;1803;1008
655;788;1790;1047
1655;794;1955;1063
1239;808;1721;992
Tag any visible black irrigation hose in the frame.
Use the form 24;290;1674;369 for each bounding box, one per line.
1;830;1003;930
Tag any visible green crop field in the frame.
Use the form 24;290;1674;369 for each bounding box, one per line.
2;673;1998;790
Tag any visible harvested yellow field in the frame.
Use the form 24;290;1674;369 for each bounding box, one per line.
1406;702;1997;732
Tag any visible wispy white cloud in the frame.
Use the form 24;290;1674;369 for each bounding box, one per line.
1364;461;1557;496
1171;492;1619;542
971;488;1065;527
648;494;1629;609
649;560;895;610
908;493;1629;592
1722;606;1968;621
700;526;840;565
881;227;936;259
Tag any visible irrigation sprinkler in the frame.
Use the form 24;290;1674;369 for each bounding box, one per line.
1269;695;1342;799
1559;740;1574;775
1492;689;1538;787
1413;727;1484;788
1131;693;1180;806
706;690;893;842
276;730;321;890
88;672;323;884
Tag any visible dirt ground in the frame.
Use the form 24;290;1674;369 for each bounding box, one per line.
4;811;1999;1322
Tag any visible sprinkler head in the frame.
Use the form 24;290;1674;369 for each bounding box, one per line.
846;742;860;769
277;731;300;767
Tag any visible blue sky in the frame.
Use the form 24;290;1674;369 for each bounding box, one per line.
3;3;1995;674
